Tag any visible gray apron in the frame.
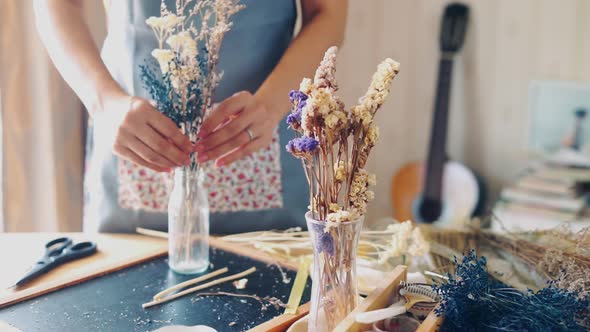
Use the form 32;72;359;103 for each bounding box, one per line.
84;0;308;234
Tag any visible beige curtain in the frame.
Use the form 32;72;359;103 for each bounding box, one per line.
0;1;106;232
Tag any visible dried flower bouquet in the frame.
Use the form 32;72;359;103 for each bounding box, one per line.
286;46;399;330
141;0;244;149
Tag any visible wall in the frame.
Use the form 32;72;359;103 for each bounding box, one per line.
335;0;590;223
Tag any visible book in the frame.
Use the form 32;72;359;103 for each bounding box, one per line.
494;201;580;221
500;187;587;213
492;201;590;233
533;166;590;182
516;175;577;197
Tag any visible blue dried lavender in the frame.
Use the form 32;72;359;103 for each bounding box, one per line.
139;48;209;130
434;249;589;332
286;90;307;128
311;223;334;256
286;136;319;156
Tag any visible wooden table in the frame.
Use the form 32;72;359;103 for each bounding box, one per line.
0;233;168;309
0;233;308;332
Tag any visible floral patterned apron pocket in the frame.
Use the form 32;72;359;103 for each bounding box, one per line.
117;160;173;212
117;130;283;213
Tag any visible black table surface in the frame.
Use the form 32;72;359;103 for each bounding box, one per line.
0;247;311;332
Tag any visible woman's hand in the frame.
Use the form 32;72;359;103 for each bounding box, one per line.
195;91;279;167
106;95;194;172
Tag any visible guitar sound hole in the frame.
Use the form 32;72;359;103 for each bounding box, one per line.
418;198;443;223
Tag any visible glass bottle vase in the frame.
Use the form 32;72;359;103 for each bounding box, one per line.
306;212;364;331
168;165;209;274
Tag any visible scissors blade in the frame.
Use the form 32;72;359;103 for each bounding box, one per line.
12;261;52;289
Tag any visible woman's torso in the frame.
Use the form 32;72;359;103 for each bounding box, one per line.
85;0;308;234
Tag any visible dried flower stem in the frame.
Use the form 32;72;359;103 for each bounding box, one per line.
153;267;229;300
194;291;286;311
143;267;256;308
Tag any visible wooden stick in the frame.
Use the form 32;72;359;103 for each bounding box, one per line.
136;227;169;239
284;259;310;314
142;267;257;308
153;267;229;300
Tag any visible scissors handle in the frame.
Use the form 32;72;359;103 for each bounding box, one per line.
14;239;98;288
45;237;73;258
57;241;98;264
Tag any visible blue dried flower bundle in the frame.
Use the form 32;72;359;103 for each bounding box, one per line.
434;250;589;332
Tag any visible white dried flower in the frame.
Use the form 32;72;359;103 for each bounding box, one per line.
328;203;340;212
351;104;374;127
365;124;380;146
300;101;317;136
299;78;313;95
313;89;332;116
300;87;345;135
146;14;184;31
233;278;248;289
348;169;376;214
352;58;400;128
407;227;429;256
314;46;338;91
334;161;346;182
324;113;340;129
326;209;360;223
387;221;414;257
167;31;197;59
151;49;175;74
377;221;428;264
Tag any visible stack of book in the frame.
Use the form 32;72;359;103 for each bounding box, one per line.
492;160;590;232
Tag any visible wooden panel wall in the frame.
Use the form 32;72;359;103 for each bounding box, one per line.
335;0;590;222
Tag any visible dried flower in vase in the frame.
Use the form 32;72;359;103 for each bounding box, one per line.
285;46;400;331
286;46;400;223
139;0;244;275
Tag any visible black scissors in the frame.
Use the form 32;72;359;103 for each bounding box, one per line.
12;237;97;288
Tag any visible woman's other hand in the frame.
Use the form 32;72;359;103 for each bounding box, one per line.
105;95;194;172
195;91;279;167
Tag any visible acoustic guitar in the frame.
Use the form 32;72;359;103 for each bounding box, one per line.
391;3;485;226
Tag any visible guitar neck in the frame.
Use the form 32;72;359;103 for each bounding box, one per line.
423;57;454;201
573;118;584;150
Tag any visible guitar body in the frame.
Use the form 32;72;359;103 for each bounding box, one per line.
391;160;480;227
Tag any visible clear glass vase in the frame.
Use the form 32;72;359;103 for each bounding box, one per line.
168;165;209;274
306;212;364;331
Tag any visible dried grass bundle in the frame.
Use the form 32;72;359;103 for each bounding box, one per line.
220;219;429;269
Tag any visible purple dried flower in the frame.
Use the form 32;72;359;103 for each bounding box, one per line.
286;136;319;155
317;232;335;256
286;90;308;128
311;223;334;256
286;111;302;125
289;90;308;104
